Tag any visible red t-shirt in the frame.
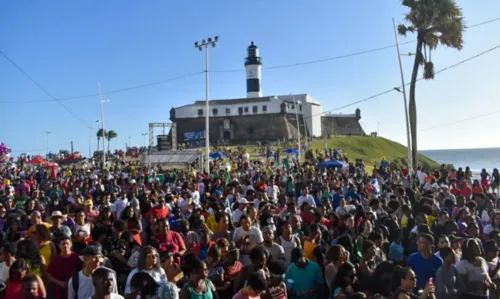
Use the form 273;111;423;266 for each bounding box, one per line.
147;206;169;219
450;188;461;197
155;231;185;263
460;187;472;198
47;252;82;299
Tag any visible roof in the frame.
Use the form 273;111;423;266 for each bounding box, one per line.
194;96;271;106
248;41;258;49
323;113;356;118
144;150;200;164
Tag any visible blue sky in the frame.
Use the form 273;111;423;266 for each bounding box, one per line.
1;0;499;156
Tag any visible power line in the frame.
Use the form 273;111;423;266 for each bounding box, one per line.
304;43;500;120
0;71;203;104
420;109;500;132
212;17;500;73
0;49;92;128
2;17;499;105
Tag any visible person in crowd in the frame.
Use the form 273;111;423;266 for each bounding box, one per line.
233;215;264;266
22;274;44;299
330;262;358;299
434;246;465;299
394;267;435;299
261;227;285;261
232;271;267;299
285;247;326;299
0;242;16;284
5;258;46;298
16;239;47;278
407;233;442;290
180;258;219;299
124;246;167;296
155;218;186;261
278;222;301;264
47;235;82;299
90;267;124;299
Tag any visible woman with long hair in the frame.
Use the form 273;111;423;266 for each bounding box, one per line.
32;224;56;269
124;246;167;297
455;238;493;299
121;206;142;232
5;258;46;298
330;262;358;299
491;168;500;194
180;257;219;299
325;245;346;293
394;267;434;299
16;240;47;278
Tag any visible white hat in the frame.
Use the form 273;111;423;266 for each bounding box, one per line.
441;184;449;190
51;211;64;218
130;179;137;184
238;198;249;204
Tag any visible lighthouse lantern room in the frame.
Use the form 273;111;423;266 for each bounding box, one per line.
245;41;262;98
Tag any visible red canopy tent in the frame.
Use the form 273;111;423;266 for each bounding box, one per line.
42;162;59;169
27;156;47;165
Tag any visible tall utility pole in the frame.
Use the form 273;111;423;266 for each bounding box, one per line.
70;141;74;154
128;136;131;148
97;82;110;169
195;36;219;174
141;133;147;148
45;131;50;156
392;17;413;173
89;125;92;158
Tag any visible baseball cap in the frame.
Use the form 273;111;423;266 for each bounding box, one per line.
84;199;93;207
238;198;249;204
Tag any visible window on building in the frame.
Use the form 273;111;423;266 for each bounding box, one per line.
198;109;203;116
263;105;267;112
299;105;302;111
238;107;243;115
249;49;256;56
212;108;218;116
291;104;295;109
244;107;249;113
252;106;258;113
226;108;231;115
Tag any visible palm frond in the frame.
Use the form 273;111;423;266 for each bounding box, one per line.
423;61;435;79
398;24;409;36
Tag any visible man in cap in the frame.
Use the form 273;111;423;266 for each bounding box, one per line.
50;210;72;241
84;197;100;223
68;245;118;299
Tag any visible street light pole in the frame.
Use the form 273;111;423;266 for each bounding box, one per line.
128;136;131;148
45;131;50;156
195;36;219;174
392;17;413;174
97;83;110;169
142;133;147;148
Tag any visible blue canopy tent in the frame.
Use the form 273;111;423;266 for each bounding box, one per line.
209;152;224;160
319;159;345;169
284;148;299;155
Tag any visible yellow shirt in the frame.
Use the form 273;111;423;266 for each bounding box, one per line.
206;215;218;232
40;243;53;267
401;215;408;229
27;222;52;240
303;240;317;262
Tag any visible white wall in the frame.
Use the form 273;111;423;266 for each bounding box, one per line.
175;97;283;118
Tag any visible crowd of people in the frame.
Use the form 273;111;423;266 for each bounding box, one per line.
0;145;499;299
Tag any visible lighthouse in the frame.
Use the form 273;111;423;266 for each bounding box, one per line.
245;41;262;98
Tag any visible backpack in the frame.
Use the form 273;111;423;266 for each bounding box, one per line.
71;272;79;299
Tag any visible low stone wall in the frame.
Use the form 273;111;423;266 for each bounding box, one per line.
321;116;365;136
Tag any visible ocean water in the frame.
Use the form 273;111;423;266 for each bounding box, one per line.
421;148;500;175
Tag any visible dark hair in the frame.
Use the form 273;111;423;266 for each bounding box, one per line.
250;246;267;262
439;246;454;258
130;271;159;298
1;242;16;255
326;245;344;263
91;267;114;285
207;245;221;262
461;238;482;261
9;258;29;280
247;272;267;292
35;224;52;242
21;274;39;286
362;240;376;254
136;246;160;271
268;259;287;275
396;267;413;284
113;220;128;232
215;212;228;223
290;247;305;264
332;262;356;291
17;240;42;268
419;233;435;245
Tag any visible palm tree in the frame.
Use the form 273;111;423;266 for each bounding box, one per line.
106;130;118;151
398;0;464;168
96;128;106;151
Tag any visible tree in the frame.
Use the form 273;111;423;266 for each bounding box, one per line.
96;128;106;151
106;130;118;151
398;0;464;168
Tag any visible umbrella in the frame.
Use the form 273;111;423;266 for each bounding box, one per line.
209;152;224;160
284;148;299;154
42;162;59;169
318;159;345;169
27;156;47;165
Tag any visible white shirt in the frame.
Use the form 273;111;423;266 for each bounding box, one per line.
0;262;10;283
124;268;167;294
115;198;129;219
86;294;123;299
69;269;118;299
266;185;280;201
192;191;200;206
298;194;316;207
232;209;245;225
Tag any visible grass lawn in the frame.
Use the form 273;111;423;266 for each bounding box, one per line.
219;136;440;171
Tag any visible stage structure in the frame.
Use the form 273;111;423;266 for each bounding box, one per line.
148;122;177;151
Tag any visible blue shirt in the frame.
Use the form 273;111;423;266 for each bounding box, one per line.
285;261;324;299
407;252;442;289
333;194;344;210
388;241;404;261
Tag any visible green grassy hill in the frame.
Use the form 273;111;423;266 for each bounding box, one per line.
307;136;439;170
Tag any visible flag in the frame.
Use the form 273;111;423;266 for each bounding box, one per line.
370;179;380;196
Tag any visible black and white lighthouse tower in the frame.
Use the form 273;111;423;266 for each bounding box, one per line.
245;41;262;98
